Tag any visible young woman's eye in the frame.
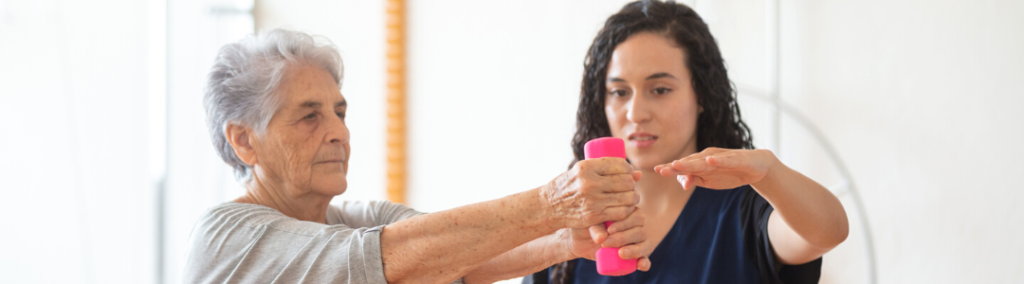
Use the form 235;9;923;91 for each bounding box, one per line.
653;87;672;95
608;89;628;97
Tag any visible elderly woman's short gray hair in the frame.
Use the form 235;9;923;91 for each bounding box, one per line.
204;29;343;180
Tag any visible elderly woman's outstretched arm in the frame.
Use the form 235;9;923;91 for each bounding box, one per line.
380;158;642;284
183;158;643;284
458;206;652;284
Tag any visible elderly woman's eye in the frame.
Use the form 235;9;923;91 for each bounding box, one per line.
336;112;345;119
653;87;672;95
304;112;317;120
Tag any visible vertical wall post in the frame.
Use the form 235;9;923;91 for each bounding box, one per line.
385;0;407;204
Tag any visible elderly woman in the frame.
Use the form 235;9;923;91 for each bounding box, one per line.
183;29;654;284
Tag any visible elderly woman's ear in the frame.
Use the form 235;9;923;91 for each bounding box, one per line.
225;123;258;166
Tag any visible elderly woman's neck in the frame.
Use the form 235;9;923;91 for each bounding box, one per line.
235;177;333;224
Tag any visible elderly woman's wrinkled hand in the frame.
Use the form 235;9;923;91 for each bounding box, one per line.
541;157;641;229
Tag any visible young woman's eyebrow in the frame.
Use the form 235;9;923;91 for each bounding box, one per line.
646;72;676;80
607;72;676;83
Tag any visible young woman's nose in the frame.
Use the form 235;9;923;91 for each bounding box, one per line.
626;91;652;123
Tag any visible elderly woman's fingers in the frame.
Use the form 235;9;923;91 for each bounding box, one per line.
546;158;640;228
610;190;639;207
575;187;637;228
578;157;633;177
605;173;637;193
582;181;635;206
606;207;645;235
597;206;633;224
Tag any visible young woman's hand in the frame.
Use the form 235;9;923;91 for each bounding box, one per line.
653;148;779;190
558;206;653;271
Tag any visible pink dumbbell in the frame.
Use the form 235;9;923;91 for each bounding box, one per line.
583;137;638;276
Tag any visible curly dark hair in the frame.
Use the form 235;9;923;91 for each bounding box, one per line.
544;0;754;283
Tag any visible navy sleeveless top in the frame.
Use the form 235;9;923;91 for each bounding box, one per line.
525;186;822;284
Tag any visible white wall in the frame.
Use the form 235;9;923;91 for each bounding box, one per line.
404;0;638;212
0;1;257;283
0;0;157;283
777;1;1024;283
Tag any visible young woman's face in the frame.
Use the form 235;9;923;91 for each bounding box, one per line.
605;32;701;171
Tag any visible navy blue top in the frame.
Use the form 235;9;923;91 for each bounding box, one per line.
525;186;821;284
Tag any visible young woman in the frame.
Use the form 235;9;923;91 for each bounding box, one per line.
527;1;849;283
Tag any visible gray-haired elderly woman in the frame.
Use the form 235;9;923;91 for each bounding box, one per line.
183;29;654;284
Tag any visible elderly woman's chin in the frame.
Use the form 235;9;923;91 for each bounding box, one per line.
311;164;348;196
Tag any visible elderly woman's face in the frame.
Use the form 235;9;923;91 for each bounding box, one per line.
252;64;350;196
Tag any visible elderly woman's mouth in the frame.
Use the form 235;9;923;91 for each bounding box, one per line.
316;158;345;164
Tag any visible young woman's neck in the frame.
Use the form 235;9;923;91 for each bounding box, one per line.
636;167;692;215
636;142;699;215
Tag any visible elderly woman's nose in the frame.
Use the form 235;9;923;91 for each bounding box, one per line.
324;114;349;144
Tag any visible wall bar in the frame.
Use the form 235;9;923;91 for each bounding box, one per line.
385;0;407;204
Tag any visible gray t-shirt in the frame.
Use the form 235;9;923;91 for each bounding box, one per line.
183;200;464;284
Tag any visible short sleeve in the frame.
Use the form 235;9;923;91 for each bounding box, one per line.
328;201;464;284
184;203;393;284
740;187;822;284
184;202;462;284
330;200;425;227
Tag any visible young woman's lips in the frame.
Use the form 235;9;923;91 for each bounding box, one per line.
628;133;658;148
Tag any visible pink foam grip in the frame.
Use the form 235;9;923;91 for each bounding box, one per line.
583;137;627;160
583;137;638;276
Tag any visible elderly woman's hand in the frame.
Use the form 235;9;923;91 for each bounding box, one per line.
541;157;641;229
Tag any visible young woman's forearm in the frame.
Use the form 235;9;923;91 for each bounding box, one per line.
381;189;558;284
655;148;848;264
752;163;849;250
